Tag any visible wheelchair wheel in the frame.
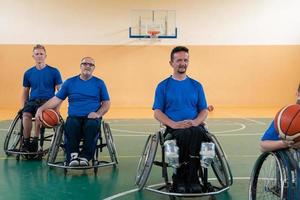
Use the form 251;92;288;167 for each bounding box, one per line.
249;151;290;200
135;132;159;190
103;122;118;164
47;123;64;164
4;113;22;155
209;133;233;187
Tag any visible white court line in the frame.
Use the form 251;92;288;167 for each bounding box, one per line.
0;128;261;137
211;122;246;133
109;123;245;127
110;122;246;135
241;118;267;125
103;177;251;200
111;133;261;137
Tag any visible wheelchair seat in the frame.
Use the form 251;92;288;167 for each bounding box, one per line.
249;148;300;200
135;125;233;198
3;109;57;160
47;120;118;175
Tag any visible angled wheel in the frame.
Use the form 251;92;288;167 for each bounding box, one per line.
135;132;159;190
103;122;118;164
47;123;64;164
208;133;233;187
249;151;291;200
4;112;22;155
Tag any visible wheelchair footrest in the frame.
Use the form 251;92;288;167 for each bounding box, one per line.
153;161;171;167
144;182;230;197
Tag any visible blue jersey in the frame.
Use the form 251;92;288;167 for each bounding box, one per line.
261;120;280;141
56;75;110;117
153;76;207;122
23;65;62;101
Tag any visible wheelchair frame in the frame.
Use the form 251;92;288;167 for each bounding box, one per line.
249;148;300;200
3;110;56;160
135;128;233;199
47;120;118;175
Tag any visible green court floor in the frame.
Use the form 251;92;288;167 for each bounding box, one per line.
0;118;271;200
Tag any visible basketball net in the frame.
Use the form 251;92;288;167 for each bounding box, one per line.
147;30;160;39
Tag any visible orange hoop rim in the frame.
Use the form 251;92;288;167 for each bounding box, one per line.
147;30;160;37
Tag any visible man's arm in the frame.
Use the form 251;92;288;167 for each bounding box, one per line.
260;140;293;152
88;100;110;119
21;87;30;108
35;96;63;121
188;109;208;127
55;84;61;91
54;84;62;112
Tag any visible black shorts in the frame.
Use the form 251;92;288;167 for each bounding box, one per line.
22;99;47;115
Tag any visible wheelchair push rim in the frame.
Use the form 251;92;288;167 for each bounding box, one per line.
135;132;159;190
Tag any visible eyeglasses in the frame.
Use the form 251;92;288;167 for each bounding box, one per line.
81;62;95;67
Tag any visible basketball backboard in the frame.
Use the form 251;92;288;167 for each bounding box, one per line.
129;10;177;39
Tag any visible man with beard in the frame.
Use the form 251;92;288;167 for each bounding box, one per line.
153;46;209;193
36;57;110;166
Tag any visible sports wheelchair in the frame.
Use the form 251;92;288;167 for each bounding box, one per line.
47;119;118;175
135;126;233;199
3;109;57;160
249;148;300;200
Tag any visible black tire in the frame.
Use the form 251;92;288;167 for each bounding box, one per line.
135;132;159;190
208;133;233;187
47;123;64;164
4;113;22;155
103;122;118;165
249;151;291;200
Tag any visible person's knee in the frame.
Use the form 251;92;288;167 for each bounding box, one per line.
85;119;100;130
23;112;33;120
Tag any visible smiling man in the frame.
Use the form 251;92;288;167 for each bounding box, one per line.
153;46;209;193
36;57;110;166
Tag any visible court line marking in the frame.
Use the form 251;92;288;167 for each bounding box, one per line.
0;154;259;160
103;177;251;200
242;118;267;125
110;122;246;135
110;133;261;137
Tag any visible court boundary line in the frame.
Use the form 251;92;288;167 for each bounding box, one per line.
103;177;251;200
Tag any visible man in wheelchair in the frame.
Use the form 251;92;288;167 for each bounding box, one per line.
153;46;210;193
260;83;300;152
36;56;110;167
21;44;62;152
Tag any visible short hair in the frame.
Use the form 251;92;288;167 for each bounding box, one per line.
81;56;95;63
32;44;46;53
170;46;189;61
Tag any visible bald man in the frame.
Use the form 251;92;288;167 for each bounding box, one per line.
36;57;110;166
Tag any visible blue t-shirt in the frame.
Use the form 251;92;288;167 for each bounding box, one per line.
23;65;62;101
56;75;110;117
152;76;207;122
261;120;280;141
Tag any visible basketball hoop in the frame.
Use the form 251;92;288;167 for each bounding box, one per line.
147;30;160;38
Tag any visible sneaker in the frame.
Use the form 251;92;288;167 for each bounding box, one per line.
21;138;30;152
69;152;79;167
30;137;39;152
78;157;89;166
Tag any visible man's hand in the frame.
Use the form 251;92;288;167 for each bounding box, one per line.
170;121;192;129
291;141;300;149
87;112;100;119
35;108;44;123
282;140;294;148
